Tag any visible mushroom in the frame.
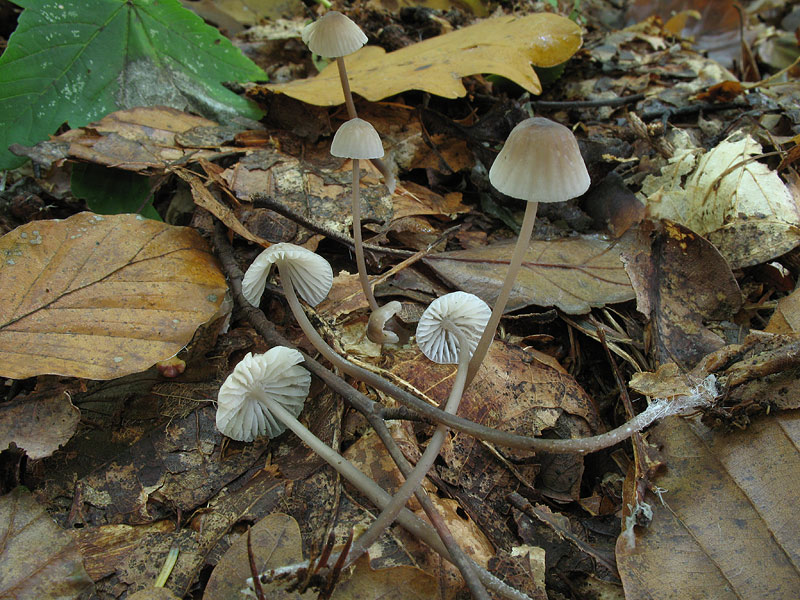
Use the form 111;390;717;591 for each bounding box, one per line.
216;348;310;442
330;118;384;312
301;10;367;121
301;11;396;192
341;292;491;568
466;117;591;384
220;347;531;600
366;300;403;344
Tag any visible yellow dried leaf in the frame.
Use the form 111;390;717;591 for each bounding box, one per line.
0;213;227;379
266;13;582;105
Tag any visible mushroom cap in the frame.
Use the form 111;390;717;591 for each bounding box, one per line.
216;348;311;442
242;243;333;308
488;117;590;203
301;11;367;58
331;118;384;159
416;292;491;364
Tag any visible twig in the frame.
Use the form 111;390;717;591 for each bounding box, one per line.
529;93;645;110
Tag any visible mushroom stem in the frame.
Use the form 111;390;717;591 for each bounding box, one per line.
336;56;358;120
466;201;538;386
278;265;713;455
351;158;379;312
342;328;476;568
255;373;533;600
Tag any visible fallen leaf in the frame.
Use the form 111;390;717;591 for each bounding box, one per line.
262;13;582;105
0;487;94;598
331;554;439;600
621;220;742;368
0;212;227;380
0;387;80;459
77;407;268;525
616;411;800;599
205;513;312;600
424;230;637;315
10;106;240;173
641;133;800;268
766;287;800;334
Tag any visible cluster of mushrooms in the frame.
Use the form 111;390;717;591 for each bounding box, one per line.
214;11;718;600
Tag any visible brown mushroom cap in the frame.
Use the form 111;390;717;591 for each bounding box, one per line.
488;117;591;203
301;11;367;58
331;118;384;159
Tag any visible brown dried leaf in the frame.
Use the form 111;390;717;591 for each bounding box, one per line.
617;411;800;599
264;14;582;105
621;220;741;368
330;554;438;600
0;387;80;459
0;487;94;598
424;230;637;315
204;513;312;600
11;107;240;173
0;212;227;379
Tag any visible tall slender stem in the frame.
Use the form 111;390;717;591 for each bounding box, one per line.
466;202;538;386
336;56;357;120
351;158;379;312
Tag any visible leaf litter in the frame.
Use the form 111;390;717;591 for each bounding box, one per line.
2;1;800;599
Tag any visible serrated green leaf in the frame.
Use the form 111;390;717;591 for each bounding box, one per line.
0;0;266;170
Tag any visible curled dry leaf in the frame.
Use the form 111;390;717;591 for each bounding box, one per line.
0;212;227;380
424;229;637;315
621;219;742;368
0;487;94;598
263;13;582;105
641;133;800;268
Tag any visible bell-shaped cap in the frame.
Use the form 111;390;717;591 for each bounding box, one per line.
301;11;367;58
416;292;491;364
242;243;333;308
331;118;384;159
489;117;590;203
216;348;311;442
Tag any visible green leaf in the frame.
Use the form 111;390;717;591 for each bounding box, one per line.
71;163;161;221
0;0;266;170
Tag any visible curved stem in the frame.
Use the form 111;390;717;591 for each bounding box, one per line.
466;202;538;386
342;330;479;577
351;158;379;312
279;266;701;454
336;57;358;120
258;359;533;600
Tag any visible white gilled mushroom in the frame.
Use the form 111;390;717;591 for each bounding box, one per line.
216;348;310;442
331;118;388;331
342;292;491;567
466;117;591;384
302;11;367;120
242;242;333;308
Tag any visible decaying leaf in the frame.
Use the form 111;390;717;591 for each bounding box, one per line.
0;212;227;380
205;512;312;600
0;387;80;459
424;230;637;315
330;554;439;600
11;106;242;173
641;132;800;268
621;220;742;368
0;487;95;598
617;411;800;599
263;13;582;105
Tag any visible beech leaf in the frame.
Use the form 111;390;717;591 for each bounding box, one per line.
264;13;582;105
424;230;636;315
0;212;227;380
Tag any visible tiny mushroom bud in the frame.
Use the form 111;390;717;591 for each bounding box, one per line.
216;348;310;442
367;301;403;344
466;117;590;384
